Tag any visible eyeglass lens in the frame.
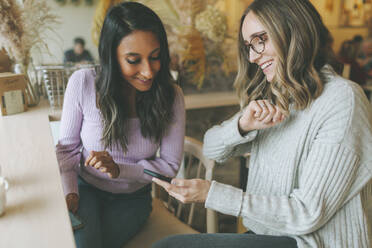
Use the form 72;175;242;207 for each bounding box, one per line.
250;36;265;54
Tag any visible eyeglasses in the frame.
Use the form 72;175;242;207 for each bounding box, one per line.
245;33;267;56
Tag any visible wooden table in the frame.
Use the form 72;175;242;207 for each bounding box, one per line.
0;91;238;247
0;100;75;248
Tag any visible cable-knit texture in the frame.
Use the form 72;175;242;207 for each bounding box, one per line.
204;69;372;248
56;69;185;196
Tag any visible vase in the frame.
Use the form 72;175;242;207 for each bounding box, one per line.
12;61;40;107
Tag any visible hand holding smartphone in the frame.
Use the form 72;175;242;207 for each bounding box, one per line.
143;169;173;183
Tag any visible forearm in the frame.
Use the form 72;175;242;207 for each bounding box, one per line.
203;113;257;163
60;170;79;197
56;143;82;196
116;157;180;182
206;143;360;235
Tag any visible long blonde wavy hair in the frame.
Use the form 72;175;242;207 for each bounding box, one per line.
234;0;340;113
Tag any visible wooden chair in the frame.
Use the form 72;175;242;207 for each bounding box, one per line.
237;152;250;233
342;63;351;79
124;136;217;248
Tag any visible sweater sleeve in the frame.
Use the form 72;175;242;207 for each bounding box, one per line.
116;85;185;182
56;71;84;196
206;82;372;235
203;112;258;163
206;142;359;235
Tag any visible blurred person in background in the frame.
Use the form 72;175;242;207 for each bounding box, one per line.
357;38;372;77
64;37;94;64
338;38;366;85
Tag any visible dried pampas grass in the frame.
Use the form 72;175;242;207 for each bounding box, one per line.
0;0;59;106
22;0;60;63
0;0;59;65
0;0;24;63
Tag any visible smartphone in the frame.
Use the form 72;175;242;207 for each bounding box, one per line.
69;211;84;230
143;169;173;183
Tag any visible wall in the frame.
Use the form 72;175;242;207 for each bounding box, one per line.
35;0;250;65
216;0;252;37
35;0;369;64
311;0;369;52
32;1;98;65
220;0;369;53
36;0;254;65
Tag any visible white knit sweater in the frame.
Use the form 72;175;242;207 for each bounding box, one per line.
203;70;372;248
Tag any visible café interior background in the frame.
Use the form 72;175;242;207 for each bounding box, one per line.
31;0;371;67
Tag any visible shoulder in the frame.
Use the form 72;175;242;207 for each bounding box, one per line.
172;84;185;107
173;84;184;98
309;73;372;145
82;50;93;59
314;73;365;111
166;84;185;118
69;68;96;84
64;49;73;56
67;68;96;94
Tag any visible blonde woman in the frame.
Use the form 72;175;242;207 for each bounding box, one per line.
152;0;372;247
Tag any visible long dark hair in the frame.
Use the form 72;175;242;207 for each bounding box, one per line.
95;2;175;152
234;0;341;113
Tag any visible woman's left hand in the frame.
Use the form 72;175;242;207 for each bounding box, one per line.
85;151;120;178
152;178;211;204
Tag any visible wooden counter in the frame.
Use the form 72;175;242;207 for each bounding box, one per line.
0;100;75;248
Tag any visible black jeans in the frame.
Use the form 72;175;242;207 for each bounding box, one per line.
74;178;152;248
152;232;297;248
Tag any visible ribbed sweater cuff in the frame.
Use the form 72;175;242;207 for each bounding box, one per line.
61;170;78;197
205;180;243;216
222;114;258;147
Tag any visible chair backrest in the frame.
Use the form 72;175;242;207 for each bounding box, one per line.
342;63;351;79
170;136;218;233
35;64;100;109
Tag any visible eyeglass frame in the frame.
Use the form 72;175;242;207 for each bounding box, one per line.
245;33;267;57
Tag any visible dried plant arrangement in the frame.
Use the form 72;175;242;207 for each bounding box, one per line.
0;0;25;65
91;0;232;90
55;0;94;5
137;0;230;90
92;0;123;46
135;0;207;89
0;0;59;105
22;0;60;66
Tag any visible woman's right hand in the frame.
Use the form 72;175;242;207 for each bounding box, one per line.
238;100;286;134
66;193;79;213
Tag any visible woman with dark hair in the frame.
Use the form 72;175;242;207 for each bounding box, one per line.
56;2;185;248
153;0;372;247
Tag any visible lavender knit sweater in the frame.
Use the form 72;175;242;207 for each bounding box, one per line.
56;69;185;196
